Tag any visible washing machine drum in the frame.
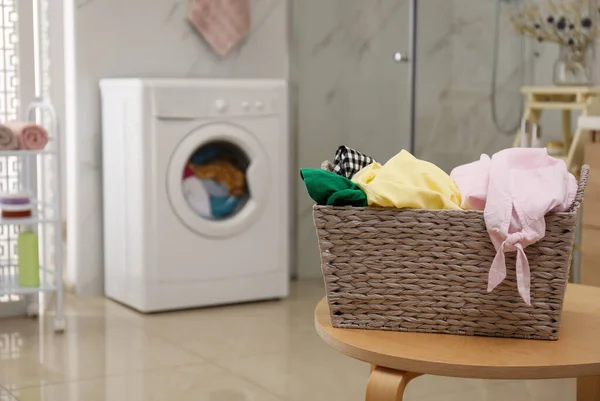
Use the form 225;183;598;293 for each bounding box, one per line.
167;123;270;238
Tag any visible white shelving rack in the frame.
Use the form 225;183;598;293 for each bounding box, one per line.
0;100;64;332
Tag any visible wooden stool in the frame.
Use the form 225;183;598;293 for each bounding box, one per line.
578;116;600;288
315;284;600;401
515;86;600;176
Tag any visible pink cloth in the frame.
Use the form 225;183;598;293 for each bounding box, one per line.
450;148;577;305
5;121;49;150
188;0;251;56
450;154;491;210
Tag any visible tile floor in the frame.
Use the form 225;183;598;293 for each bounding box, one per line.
0;280;576;401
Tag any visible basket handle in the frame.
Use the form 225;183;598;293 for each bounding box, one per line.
321;160;334;172
570;165;589;213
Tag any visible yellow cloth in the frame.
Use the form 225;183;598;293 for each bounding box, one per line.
351;150;462;210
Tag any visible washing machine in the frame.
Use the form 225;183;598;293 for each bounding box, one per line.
100;78;290;312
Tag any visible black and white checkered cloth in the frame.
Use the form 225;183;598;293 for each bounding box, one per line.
332;145;377;179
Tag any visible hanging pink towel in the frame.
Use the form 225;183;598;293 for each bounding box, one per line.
188;0;251;56
450;148;577;305
5;122;49;150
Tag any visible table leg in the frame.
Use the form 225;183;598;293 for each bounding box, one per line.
563;109;572;150
513;107;542;148
366;366;422;401
577;376;600;401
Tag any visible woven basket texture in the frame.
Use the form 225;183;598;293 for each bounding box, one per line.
314;165;589;340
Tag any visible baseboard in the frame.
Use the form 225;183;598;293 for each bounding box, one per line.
0;298;28;317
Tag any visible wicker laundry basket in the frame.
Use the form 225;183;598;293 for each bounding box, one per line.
314;165;589;340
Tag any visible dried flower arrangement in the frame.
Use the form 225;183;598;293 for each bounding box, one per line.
511;0;599;47
511;0;598;85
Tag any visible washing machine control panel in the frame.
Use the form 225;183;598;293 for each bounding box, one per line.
214;99;228;112
210;96;278;117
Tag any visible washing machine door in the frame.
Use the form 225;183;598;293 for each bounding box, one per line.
167;122;270;238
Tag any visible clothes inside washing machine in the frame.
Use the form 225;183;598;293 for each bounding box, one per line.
182;141;250;220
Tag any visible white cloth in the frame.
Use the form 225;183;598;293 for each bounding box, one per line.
202;179;229;198
183;176;212;219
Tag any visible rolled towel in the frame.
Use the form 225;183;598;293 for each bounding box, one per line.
5;121;49;150
0;124;18;150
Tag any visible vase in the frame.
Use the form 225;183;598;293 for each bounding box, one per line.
553;45;593;86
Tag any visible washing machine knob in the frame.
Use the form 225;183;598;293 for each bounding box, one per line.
241;101;250;110
255;101;264;110
215;99;228;112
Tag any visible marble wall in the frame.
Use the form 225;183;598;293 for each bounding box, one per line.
293;0;450;279
67;0;289;295
68;0;568;289
415;0;528;172
293;0;553;278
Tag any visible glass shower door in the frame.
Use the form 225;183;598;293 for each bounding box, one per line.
293;0;413;278
414;0;526;171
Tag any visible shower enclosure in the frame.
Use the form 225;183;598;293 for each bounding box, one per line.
293;0;539;278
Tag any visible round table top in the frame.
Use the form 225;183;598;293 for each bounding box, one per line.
315;284;600;380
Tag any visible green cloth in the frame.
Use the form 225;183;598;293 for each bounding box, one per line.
300;168;368;207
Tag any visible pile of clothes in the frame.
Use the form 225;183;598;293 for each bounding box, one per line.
302;145;578;305
183;144;247;220
301;146;462;209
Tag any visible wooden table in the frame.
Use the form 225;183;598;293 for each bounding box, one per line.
315;284;600;401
